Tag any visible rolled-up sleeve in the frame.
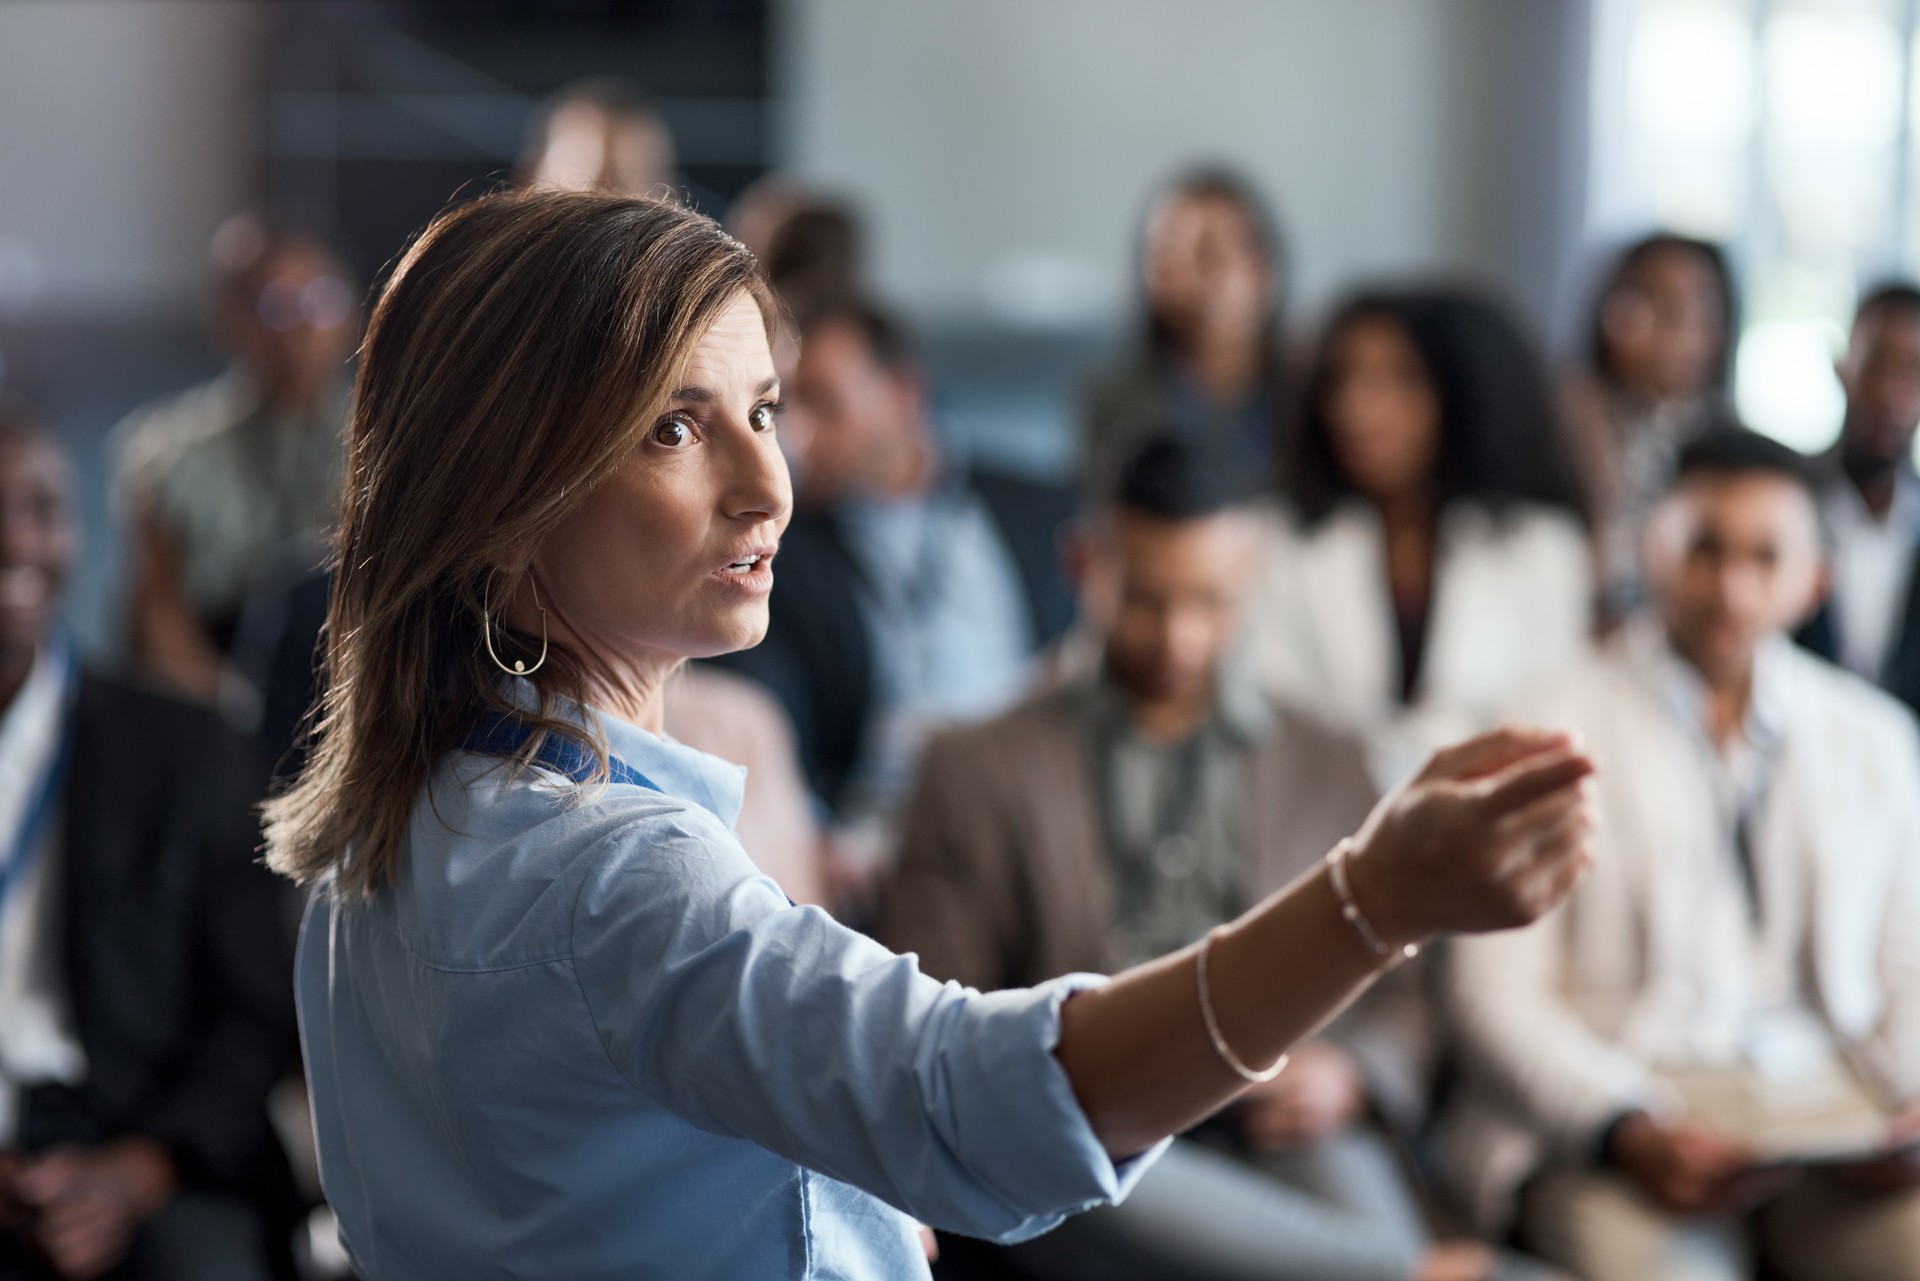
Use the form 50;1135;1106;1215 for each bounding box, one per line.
568;802;1164;1243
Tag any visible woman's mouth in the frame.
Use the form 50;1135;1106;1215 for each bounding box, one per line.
710;550;775;596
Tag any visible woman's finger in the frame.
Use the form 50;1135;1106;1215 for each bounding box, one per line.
1420;727;1573;784
1472;746;1595;819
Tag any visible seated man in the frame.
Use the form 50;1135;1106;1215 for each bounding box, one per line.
1446;429;1920;1281
709;300;1076;829
1798;282;1920;714
0;402;295;1281
878;435;1537;1281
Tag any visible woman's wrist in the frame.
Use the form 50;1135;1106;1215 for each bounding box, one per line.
1336;838;1429;954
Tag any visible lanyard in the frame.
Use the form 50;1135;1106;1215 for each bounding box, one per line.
465;712;663;793
0;651;77;926
1726;740;1778;926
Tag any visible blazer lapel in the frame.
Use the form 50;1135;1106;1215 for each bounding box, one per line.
1015;690;1120;978
1304;506;1395;720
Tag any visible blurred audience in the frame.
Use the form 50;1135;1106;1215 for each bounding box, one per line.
710;301;1074;839
1082;168;1291;491
1446;431;1920;1280
728;178;865;322
1798;283;1920;714
1565;233;1741;623
114;217;357;716
880;435;1551;1281
0;402;295;1281
1250;289;1591;786
517;77;678;198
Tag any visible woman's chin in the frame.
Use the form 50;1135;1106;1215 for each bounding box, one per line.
683;604;772;659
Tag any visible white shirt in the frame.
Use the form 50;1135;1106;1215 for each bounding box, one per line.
1249;499;1593;787
1638;636;1836;1082
1825;470;1920;681
0;648;86;1142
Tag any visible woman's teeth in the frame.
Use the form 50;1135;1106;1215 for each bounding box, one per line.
722;555;762;575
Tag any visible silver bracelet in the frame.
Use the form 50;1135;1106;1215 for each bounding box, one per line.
1327;839;1421;962
1195;927;1289;1084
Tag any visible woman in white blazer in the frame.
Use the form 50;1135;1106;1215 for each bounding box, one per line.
1251;289;1594;786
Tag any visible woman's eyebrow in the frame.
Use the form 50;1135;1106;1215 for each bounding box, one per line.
665;375;780;404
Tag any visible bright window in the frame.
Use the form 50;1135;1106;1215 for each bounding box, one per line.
1597;0;1914;453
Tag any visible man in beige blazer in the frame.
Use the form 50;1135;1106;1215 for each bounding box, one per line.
1446;430;1920;1280
879;434;1553;1281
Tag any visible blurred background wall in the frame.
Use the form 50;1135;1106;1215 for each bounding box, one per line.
780;0;1591;335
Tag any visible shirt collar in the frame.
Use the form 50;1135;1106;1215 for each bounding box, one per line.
1073;641;1272;748
1628;616;1788;754
500;676;747;831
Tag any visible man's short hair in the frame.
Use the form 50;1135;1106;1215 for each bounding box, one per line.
798;299;915;373
1111;432;1251;522
1856;280;1920;330
1673;428;1820;502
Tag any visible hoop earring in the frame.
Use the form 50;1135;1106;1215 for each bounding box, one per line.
483;572;549;676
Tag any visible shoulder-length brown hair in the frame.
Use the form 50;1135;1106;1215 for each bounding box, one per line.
264;189;772;898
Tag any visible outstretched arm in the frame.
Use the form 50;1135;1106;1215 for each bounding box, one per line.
1057;727;1595;1158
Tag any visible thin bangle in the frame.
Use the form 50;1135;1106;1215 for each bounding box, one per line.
1195;927;1288;1084
1327;839;1421;963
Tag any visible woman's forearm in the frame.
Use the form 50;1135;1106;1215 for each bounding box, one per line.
1054;727;1597;1160
1055;862;1390;1159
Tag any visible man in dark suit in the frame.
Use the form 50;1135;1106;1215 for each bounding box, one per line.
1798;284;1920;712
710;301;1076;822
0;401;293;1281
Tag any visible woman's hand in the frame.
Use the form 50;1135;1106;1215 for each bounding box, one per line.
1344;727;1597;949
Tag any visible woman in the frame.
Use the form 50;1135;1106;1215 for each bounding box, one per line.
267;191;1594;1280
1252;289;1593;787
1564;233;1739;622
1082;167;1291;490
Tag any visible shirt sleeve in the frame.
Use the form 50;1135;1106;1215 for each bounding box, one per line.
567;800;1165;1244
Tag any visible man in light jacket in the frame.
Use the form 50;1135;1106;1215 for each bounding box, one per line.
1445;429;1920;1280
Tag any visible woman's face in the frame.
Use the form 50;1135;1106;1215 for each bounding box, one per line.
526;292;792;683
1143;193;1272;347
1601;247;1725;401
1322;315;1442;504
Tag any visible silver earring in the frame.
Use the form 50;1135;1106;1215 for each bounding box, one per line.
483;572;549;676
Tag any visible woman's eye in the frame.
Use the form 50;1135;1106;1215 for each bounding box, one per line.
651;417;693;448
749;402;781;433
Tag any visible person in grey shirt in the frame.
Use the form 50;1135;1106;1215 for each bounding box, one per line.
115;218;357;711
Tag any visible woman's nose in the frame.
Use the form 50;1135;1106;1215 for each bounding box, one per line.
725;431;793;526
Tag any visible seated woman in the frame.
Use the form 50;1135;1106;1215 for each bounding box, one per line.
267;190;1595;1280
1562;233;1740;623
1082;167;1292;491
1250;289;1593;787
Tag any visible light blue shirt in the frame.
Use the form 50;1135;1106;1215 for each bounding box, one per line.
838;481;1033;811
297;691;1159;1279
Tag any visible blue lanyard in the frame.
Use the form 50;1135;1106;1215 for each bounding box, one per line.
0;651;78;924
465;712;664;794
